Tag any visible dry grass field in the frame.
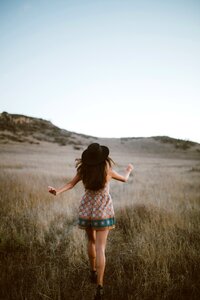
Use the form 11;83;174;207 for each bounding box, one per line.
0;140;200;300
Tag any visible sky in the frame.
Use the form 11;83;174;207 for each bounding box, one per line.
0;0;200;143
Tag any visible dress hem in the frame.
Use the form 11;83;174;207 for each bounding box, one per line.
78;225;115;231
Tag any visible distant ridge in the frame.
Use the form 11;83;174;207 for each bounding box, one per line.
0;111;96;146
152;136;197;150
0;112;199;157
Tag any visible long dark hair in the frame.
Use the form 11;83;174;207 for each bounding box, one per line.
76;157;114;191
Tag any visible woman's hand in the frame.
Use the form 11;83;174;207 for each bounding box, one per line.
48;186;57;196
126;164;134;172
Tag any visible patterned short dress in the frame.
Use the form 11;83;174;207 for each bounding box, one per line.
78;183;115;230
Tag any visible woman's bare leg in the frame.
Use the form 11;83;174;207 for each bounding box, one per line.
86;228;96;271
95;229;109;286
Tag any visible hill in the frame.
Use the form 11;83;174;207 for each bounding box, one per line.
0;111;200;158
0;111;96;147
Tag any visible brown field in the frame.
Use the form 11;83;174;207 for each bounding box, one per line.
0;140;200;300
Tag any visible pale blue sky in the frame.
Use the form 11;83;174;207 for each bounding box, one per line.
0;0;200;142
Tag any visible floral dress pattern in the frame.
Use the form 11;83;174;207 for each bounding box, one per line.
78;183;115;230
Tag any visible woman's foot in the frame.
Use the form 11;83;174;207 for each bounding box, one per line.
90;270;97;284
94;285;104;300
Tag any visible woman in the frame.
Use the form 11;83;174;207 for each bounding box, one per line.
48;143;133;300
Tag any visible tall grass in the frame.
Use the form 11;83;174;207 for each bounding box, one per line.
0;155;200;299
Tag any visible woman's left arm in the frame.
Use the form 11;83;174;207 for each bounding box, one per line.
109;164;134;182
48;173;81;196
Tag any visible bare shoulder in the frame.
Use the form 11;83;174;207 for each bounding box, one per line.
107;166;114;175
107;166;119;180
107;167;128;182
106;165;113;181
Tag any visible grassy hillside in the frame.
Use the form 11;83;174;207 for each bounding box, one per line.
1;112;200;159
0;140;200;299
0;111;95;146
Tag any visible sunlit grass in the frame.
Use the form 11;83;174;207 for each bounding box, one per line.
0;145;200;300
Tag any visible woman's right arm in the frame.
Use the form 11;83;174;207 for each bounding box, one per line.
110;164;134;182
48;173;81;196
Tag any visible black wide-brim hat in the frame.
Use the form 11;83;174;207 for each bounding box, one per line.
82;143;109;165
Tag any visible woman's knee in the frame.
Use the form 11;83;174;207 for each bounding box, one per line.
88;240;96;249
89;236;96;244
95;244;106;255
95;229;109;251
